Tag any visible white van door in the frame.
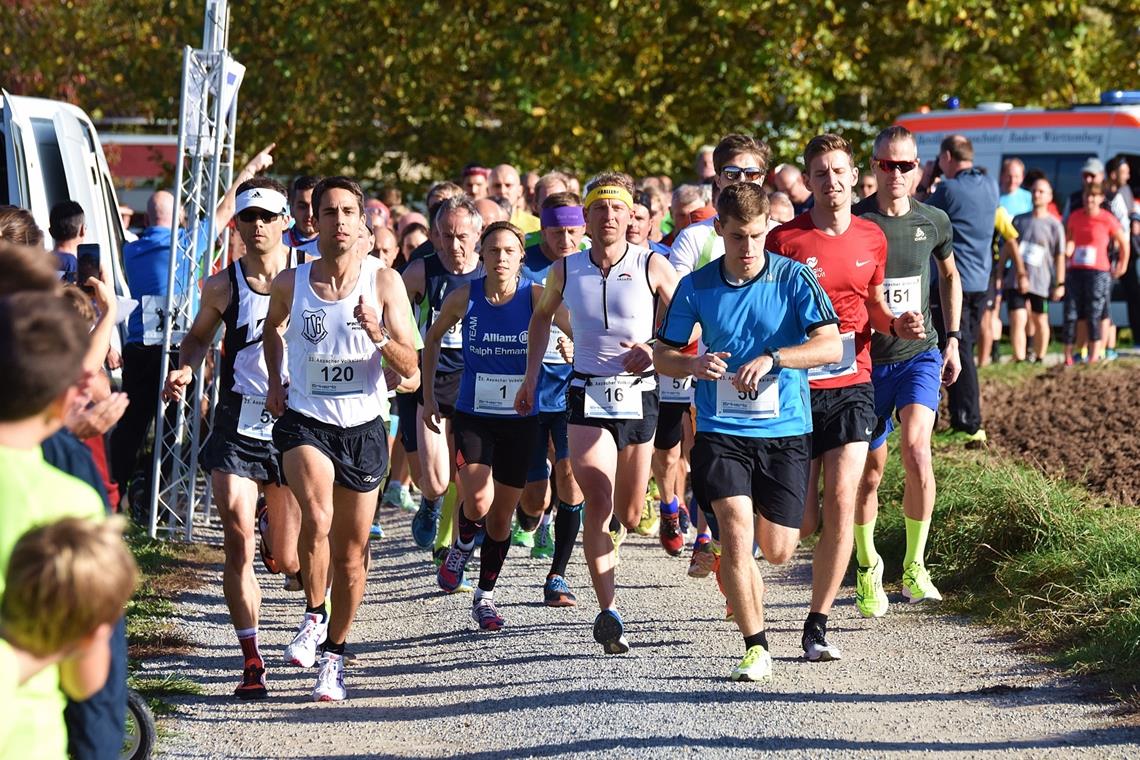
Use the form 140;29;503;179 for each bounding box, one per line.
1;89;36;211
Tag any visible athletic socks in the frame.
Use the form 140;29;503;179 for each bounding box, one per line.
903;516;932;568
305;602;328;623
457;503;481;549
659;497;679;516
236;627;261;662
805;611;828;632
322;640;345;655
854;518;878;568
539;506;553;529
608;514;622;533
515;504;541;532
478;534;510;593
550;500;583;578
743;630;769;652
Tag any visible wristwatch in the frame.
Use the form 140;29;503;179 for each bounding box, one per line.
946;330;961;341
373;327;391;351
766;348;782;369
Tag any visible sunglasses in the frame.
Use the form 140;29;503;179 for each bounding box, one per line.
721;165;765;182
872;159;920;174
237;209;281;224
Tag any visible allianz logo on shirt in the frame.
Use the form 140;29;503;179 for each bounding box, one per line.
482;330;528;344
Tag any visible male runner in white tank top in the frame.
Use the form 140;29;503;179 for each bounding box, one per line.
517;172;679;654
164;178;303;699
263;177;418;702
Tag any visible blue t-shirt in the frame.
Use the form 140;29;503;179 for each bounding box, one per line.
520;243;573;413
1000;187;1032;218
457;278;535;417
927;168;1000;293
657;254;838;438
54;251;77;280
122;225;203;344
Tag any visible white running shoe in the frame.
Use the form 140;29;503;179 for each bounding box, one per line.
312;652;346;702
284;613;328;668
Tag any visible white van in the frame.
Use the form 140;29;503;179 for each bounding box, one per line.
895;91;1140;202
1;90;129;294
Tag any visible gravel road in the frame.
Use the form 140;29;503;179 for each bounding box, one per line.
151;511;1140;759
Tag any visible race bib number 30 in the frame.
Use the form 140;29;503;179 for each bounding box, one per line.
715;373;779;418
474;373;524;415
237;395;274;441
659;375;694;404
306;355;367;397
808;331;857;380
882;276;921;317
583;376;643;419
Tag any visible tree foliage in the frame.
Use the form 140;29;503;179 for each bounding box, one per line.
3;1;1137;193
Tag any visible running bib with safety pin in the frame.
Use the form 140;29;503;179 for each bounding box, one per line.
659;375;694;404
433;309;463;349
306;355;367;397
715;373;779;418
237;395;274;441
882;276;920;317
474;373;524;415
583;376;643;419
142;295;189;346
1073;245;1098;268
808;331;857;380
1021;241;1047;269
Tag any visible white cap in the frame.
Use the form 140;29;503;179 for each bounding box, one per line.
235;187;289;216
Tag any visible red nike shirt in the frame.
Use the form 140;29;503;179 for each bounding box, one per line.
767;212;887;389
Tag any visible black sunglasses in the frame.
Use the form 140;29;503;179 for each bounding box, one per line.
721;165;765;182
872;159;920;174
237;209;280;224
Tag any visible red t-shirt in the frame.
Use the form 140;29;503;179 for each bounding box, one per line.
1066;208;1121;272
767;212;887;389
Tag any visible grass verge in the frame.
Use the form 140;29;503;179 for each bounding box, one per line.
872;436;1140;700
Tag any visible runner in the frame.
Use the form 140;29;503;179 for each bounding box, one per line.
423;221;571;628
284;175;322;259
516;172;679;653
655;182;841;680
163;179;304;699
402;197;485;563
852;125;963;619
518;191;587;607
768;133;922;661
262;176;418;701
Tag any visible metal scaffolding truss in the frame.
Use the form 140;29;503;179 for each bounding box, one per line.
147;0;243;539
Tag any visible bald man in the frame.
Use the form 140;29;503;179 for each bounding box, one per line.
490;164;541;233
474;197;509;228
772;164;813;215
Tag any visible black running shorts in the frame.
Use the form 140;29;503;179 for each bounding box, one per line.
809;383;877;459
654;401;689;451
273;408;389;493
567;382;659;451
453;412;539;490
414;370;463;419
690;432;810;530
199;392;282;484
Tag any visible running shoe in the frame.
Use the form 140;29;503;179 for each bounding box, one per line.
1106;348;1119;361
802;622;842;662
636;502;659;536
510;519;536;548
593;610;630;654
312;652;346;702
437;543;473;593
610;522;627;565
398;488;418;513
284;613;328;668
687;538;718;579
902;561;943;603
283;572;303;592
659;511;685;556
369;522;384;539
531;522;554;559
234;658;268;699
730;645;773;682
855;558;888;618
432;545;448;567
543;574;577;607
256;499;278;574
472;598;505;631
380;481;403;510
678;502;691;534
411;498;441;549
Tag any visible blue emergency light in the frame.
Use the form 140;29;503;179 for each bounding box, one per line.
1100;90;1140;105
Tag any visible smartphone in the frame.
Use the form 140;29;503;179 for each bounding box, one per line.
76;243;101;294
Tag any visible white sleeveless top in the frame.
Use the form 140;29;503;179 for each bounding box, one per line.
560;244;657;377
285;255;387;427
226;257;293;397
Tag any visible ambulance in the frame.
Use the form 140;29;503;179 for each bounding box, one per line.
895;90;1140;203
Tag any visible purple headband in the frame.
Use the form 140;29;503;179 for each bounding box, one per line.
540;205;585;229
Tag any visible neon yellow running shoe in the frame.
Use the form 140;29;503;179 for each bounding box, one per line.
610;522;627;566
855;558;889;618
730;645;772;682
901;561;943;603
636;502;659;536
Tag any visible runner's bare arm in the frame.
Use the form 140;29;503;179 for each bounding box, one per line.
401;258;426;305
866;282;924;340
263;269;295;417
1112;227;1130;278
935;253;963;385
82;275;118;374
772;322;843;369
421;284;469;432
516;263;565;415
649;252;679;314
370;267;418;378
163;271;229;402
214;142;275;232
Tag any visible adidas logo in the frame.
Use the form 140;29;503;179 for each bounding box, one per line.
914;227;927;242
250;190;262;197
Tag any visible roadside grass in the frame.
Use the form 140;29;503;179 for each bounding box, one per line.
872;437;1140;700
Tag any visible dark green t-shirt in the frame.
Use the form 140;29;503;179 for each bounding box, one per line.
853;197;954;364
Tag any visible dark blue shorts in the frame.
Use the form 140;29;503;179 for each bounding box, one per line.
869;347;943;450
526;410;572;483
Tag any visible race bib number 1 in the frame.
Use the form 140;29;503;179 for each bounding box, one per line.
714;373;779;418
583;376;643;420
474;373;524;415
236;395;274;441
808;331;857;380
306;355;367;397
882;276;921;317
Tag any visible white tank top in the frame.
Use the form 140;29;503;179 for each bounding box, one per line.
560;244;657;377
225;255;295;397
286;255;387;427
